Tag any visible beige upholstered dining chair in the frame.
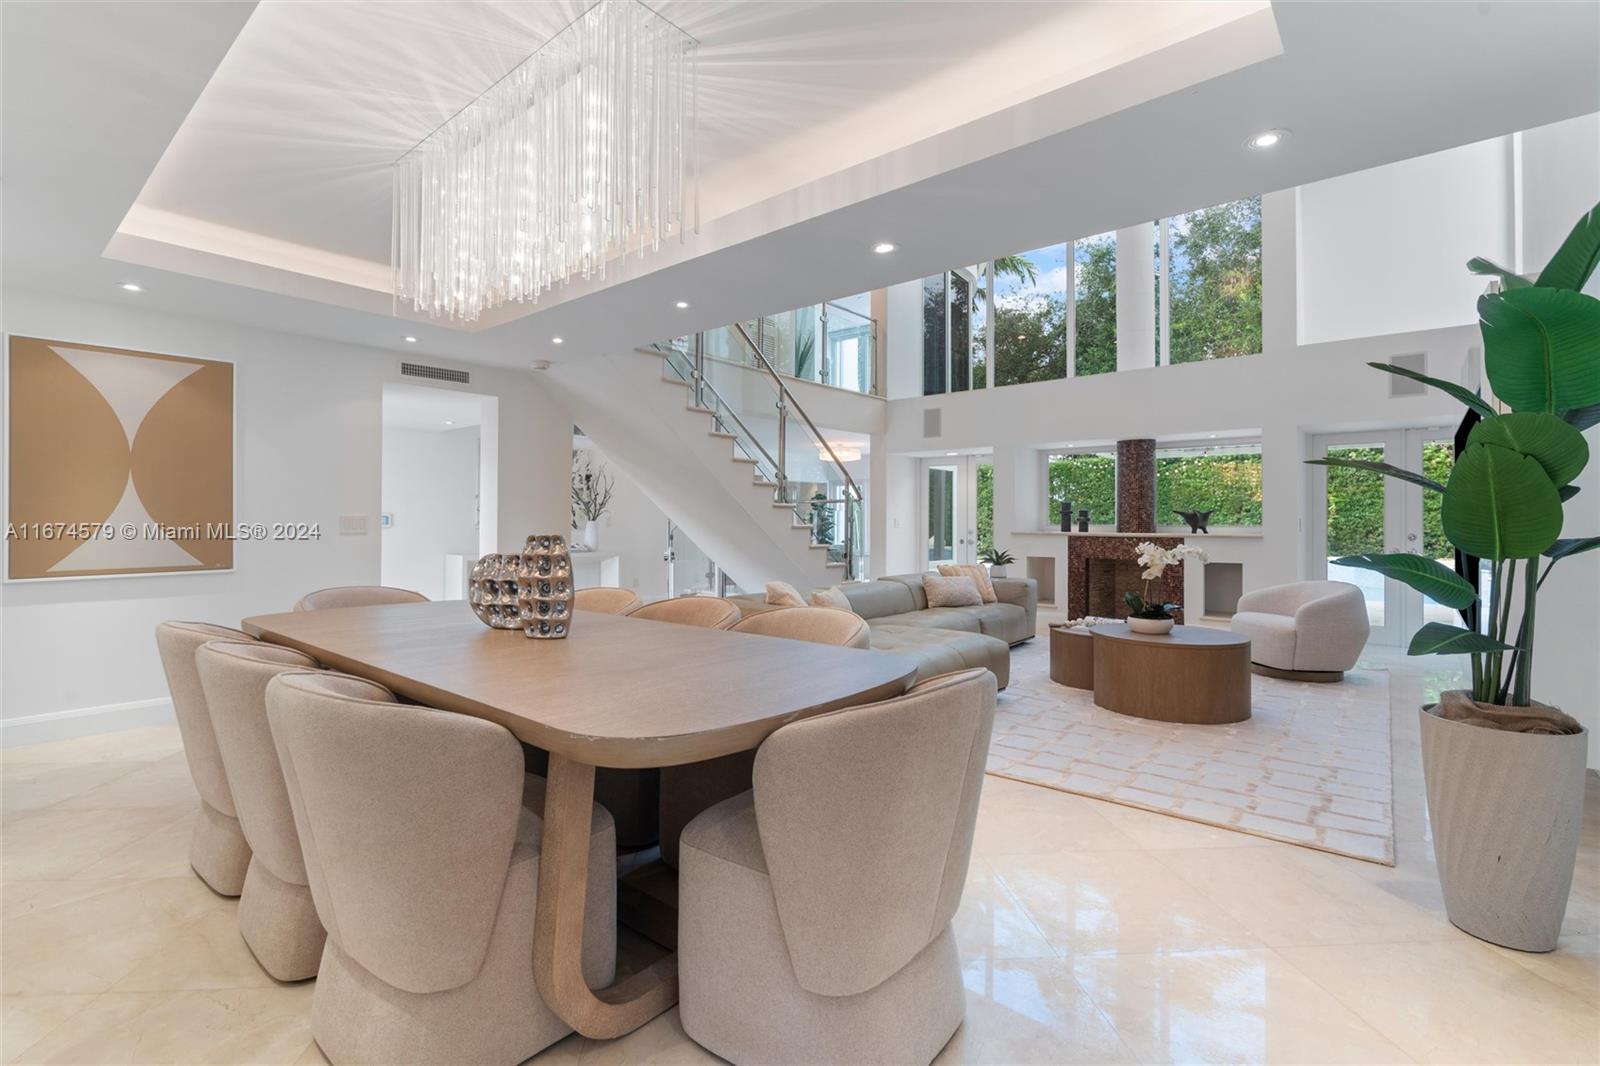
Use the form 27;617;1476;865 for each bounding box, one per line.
195;640;326;980
678;668;996;1065
573;586;644;615
293;585;427;611
730;606;871;648
154;621;256;895
629;595;740;629
266;671;617;1065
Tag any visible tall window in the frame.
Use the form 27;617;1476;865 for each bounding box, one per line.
970;265;988;389
993;246;1067;386
976;461;994;555
1155;443;1263;528
950;272;971;392
1046;451;1116;527
1073;233;1117;375
1159;197;1262;363
921;275;946;395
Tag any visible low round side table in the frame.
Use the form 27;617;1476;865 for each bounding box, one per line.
1091;623;1252;724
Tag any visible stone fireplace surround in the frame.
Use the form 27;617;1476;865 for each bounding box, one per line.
1063;438;1185;620
1066;533;1186;620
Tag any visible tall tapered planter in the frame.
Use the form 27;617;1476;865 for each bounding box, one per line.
1419;702;1588;952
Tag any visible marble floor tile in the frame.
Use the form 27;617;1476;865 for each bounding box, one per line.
2;727;185;767
0;806;190;881
1278;938;1600;1064
970;776;1140;857
8;986;314;1064
1071;948;1413;1064
1;995;96;1064
1;763;148;819
936;956;1138;1064
991;848;1264;956
951;860;1059;962
48;754;198;812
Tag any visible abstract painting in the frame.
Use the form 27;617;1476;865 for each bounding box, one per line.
6;336;234;579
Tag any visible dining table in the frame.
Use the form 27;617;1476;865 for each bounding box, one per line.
241;599;919;1039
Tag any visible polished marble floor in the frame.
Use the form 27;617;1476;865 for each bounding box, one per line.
2;650;1597;1064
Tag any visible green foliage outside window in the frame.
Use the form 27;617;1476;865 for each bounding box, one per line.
1168;198;1263;363
1156;453;1262;527
976;463;994;556
1324;443;1454;559
1046;454;1117;526
1074;236;1117;376
993;298;1066;385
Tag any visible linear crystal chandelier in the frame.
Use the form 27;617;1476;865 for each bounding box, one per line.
392;0;697;323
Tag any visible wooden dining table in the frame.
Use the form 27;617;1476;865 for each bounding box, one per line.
241;599;918;1039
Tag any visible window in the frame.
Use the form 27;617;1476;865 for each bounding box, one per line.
970;266;988;390
950;272;971;391
1073;233;1116;375
1155;442;1263;528
1159;197;1262;363
921;275;947;395
993;246;1067;386
976;461;994;555
1046;451;1116;527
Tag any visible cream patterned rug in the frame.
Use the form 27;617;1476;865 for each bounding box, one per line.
988;636;1395;865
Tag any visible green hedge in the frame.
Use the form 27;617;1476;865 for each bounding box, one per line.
1044;453;1263;528
1325;443;1452;558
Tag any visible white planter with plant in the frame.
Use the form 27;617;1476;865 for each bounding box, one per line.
571;454;615;553
980;547;1015;579
1124;542;1204;635
1309;203;1599;953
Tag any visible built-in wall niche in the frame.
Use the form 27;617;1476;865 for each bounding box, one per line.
1026;555;1056;606
1204;561;1244;617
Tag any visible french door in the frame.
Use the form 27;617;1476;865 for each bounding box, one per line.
921;455;990;569
1309;427;1457;646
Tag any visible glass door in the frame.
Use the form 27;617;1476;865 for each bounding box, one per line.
921;455;988;569
1309;426;1456;647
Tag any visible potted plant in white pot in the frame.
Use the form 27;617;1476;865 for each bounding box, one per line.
1123;541;1204;635
1308;202;1599;952
980;546;1015;578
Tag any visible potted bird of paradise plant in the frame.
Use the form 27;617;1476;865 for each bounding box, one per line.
1308;202;1599;952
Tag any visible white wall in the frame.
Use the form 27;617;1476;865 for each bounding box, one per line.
380;425;480;601
1296;134;1515;345
1;289;572;743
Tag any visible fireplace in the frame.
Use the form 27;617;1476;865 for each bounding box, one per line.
1086;558;1144;618
1065;533;1186;620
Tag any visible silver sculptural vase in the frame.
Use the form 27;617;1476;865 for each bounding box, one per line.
468;534;575;639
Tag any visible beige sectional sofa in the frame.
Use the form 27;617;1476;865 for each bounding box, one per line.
729;573;1036;689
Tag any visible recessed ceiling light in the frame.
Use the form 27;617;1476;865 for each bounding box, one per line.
946;452;958;457
675;300;690;309
120;282;142;292
1246;128;1289;150
551;336;564;345
444;420;455;426
872;241;897;255
404;335;418;343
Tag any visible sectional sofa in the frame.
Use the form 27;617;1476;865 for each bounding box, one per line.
729;573;1037;689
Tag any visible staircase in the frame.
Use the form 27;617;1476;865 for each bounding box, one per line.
545;325;863;593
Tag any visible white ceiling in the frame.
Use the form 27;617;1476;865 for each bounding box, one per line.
5;1;1598;375
382;382;490;433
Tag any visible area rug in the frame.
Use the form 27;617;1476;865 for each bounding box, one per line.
987;638;1395;864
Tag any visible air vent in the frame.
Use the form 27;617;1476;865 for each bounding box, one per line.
401;361;470;385
923;407;942;438
1387;353;1426;397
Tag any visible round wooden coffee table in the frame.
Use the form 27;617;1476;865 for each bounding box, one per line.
1091;623;1252;724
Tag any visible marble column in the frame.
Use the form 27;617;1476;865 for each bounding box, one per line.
1116;438;1156;532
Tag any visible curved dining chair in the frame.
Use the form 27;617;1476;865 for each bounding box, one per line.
574;587;644;615
678;668;996;1065
293;586;427;611
659;604;861;868
629;596;740;629
154;621;256;895
195;640;326;980
266;671;617;1065
730;606;871;649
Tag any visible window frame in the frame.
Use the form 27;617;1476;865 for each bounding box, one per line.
1152;435;1264;534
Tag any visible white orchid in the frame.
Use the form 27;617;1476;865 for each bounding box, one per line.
1127;542;1207;619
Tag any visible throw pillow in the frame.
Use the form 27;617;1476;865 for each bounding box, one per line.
765;580;806;607
937;562;997;603
810;585;852;611
923;573;983;608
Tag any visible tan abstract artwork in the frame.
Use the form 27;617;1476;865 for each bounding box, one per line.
7;336;233;579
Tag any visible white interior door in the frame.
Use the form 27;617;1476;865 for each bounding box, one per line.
1309;426;1456;647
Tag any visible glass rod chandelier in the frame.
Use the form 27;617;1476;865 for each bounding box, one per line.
392;0;697;323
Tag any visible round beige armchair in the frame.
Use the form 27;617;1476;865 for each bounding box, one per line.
1229;580;1370;681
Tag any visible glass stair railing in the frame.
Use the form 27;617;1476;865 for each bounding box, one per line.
655;327;864;580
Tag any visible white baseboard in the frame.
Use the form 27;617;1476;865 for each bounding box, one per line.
1;697;176;747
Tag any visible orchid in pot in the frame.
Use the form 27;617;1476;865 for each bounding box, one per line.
1306;202;1599;952
1123;541;1205;634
